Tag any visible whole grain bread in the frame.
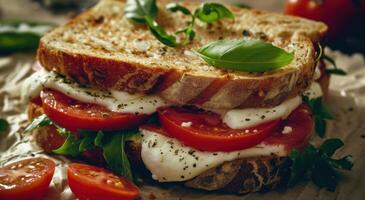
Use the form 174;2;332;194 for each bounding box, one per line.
37;0;327;109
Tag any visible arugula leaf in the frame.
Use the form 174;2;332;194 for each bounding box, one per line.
79;130;97;152
289;138;353;191
0;118;9;134
195;39;294;72
195;3;235;23
166;3;191;15
302;96;333;137
124;0;158;23
53;127;81;157
24;114;53;132
95;131;136;180
144;16;178;47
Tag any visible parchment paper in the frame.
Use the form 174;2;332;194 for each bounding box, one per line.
0;1;364;200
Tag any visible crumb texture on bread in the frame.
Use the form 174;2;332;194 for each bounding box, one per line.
37;0;327;109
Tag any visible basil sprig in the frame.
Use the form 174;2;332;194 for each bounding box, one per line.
317;44;347;76
0;118;9;134
0;20;54;54
125;0;234;47
302;96;333;137
124;0;158;24
289;138;353;191
195;3;235;23
195;39;294;72
25;115;137;180
322;54;347;75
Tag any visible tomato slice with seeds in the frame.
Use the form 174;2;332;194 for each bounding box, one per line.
67;163;139;200
0;158;55;200
40;89;147;132
158;107;280;152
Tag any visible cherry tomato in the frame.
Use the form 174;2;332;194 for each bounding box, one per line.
67;163;139;200
264;104;314;151
40;89;148;132
284;0;359;39
0;158;55;200
158;106;280;152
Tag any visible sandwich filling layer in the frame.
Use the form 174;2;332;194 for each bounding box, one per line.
23;68;321;183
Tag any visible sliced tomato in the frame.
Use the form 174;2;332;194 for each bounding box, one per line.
264;104;313;151
40;89;148;132
67;163;139;200
0;158;55;200
158;107;280;152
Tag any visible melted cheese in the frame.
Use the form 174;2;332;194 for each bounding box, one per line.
222;96;302;129
140;128;286;182
303;82;323;100
21;69;170;114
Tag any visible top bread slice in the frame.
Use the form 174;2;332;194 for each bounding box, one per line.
37;0;327;109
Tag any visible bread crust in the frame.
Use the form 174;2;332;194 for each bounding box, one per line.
37;0;327;109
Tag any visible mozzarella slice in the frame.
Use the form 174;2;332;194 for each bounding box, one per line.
303;82;323;100
222;96;302;129
21;69;170;114
140;128;286;182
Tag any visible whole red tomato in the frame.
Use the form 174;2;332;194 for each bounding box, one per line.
284;0;363;39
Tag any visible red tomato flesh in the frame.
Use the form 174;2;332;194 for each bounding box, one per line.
40;89;147;132
158;107;281;152
67;163;139;200
264;104;313;151
0;158;55;200
157;104;313;152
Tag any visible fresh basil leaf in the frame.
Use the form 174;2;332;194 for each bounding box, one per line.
53;129;81;157
326;68;347;75
166;3;191;15
195;39;294;72
230;2;251;9
0;118;9;134
0;20;54;54
329;156;353;170
124;0;158;23
311;157;338;192
144;16;178;47
24;114;52;132
320;138;344;157
195;3;234;23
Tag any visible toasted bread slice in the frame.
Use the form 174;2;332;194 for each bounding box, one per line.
37;0;327;110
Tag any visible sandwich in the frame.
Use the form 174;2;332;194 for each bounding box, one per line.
21;0;351;196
